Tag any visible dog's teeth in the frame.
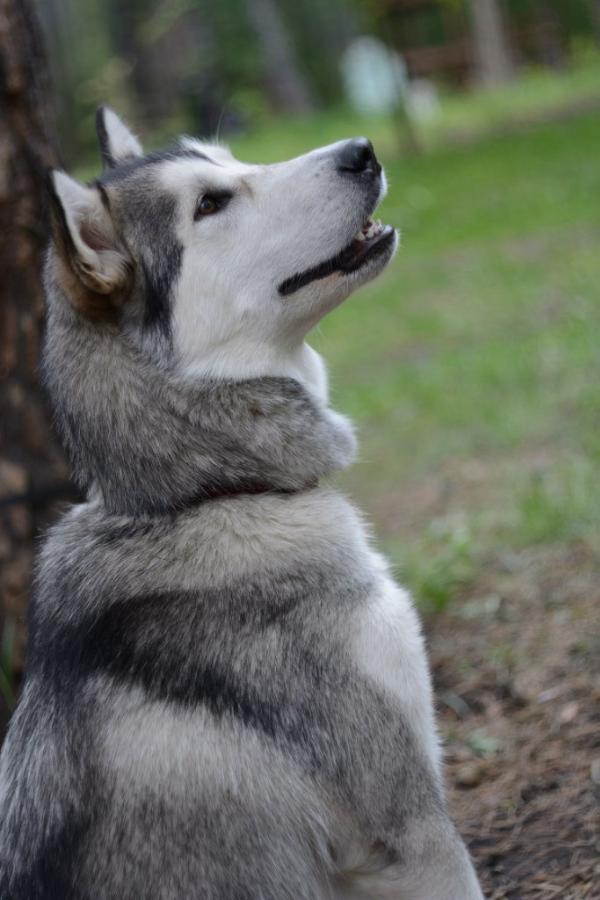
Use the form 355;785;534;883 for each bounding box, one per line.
357;217;385;243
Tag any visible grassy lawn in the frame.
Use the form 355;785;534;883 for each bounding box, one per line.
233;110;600;609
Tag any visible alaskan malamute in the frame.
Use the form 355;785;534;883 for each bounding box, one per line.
0;108;483;899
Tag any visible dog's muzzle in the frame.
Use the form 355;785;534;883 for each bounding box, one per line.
277;137;396;297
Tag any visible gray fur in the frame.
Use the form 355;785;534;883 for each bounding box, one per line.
0;121;483;899
43;287;356;516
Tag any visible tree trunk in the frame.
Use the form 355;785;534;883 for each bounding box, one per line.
244;0;314;114
467;0;514;86
0;0;69;735
532;1;566;70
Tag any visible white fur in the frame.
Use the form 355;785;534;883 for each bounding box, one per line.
101;686;339;896
102;684;321;816
350;563;442;775
102;107;143;162
157;146;397;399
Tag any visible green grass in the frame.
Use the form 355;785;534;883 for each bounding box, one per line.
234;108;600;609
420;55;600;146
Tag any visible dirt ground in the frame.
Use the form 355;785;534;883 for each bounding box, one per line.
428;540;600;899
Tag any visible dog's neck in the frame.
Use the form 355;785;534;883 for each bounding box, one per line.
178;339;330;410
43;284;356;518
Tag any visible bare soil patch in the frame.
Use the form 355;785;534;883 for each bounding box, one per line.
427;541;600;898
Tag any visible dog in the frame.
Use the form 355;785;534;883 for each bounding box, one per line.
0;107;484;899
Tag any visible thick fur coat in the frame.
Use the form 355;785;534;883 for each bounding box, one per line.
0;109;483;899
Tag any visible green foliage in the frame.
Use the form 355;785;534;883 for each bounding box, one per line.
515;462;600;546
45;0;379;161
46;0;600;166
206;0;262;100
465;729;499;758
277;0;352;105
395;517;476;613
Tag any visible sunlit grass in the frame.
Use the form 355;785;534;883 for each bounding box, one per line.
422;55;600;145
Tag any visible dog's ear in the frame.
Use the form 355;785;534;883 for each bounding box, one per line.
96;106;143;169
48;169;133;317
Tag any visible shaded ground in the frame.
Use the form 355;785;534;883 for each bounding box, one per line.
427;541;600;898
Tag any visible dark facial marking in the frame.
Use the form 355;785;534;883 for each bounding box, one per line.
140;192;183;342
278;228;395;297
99;146;215;186
93;145;223;342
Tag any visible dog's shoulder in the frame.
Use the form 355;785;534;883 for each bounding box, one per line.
29;487;373;678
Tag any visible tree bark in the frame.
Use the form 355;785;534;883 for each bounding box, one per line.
244;0;314;114
467;0;515;86
0;0;69;732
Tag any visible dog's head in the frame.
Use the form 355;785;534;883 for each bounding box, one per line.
48;108;398;373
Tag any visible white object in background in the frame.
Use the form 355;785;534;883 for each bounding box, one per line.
341;36;407;115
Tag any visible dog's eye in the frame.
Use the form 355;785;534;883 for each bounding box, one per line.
196;196;218;216
194;192;231;220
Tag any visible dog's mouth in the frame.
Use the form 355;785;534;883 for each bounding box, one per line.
278;216;396;297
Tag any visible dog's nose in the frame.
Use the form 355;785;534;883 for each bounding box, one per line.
336;138;381;176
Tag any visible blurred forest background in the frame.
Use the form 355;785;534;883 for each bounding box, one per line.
36;0;600;160
1;1;600;896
